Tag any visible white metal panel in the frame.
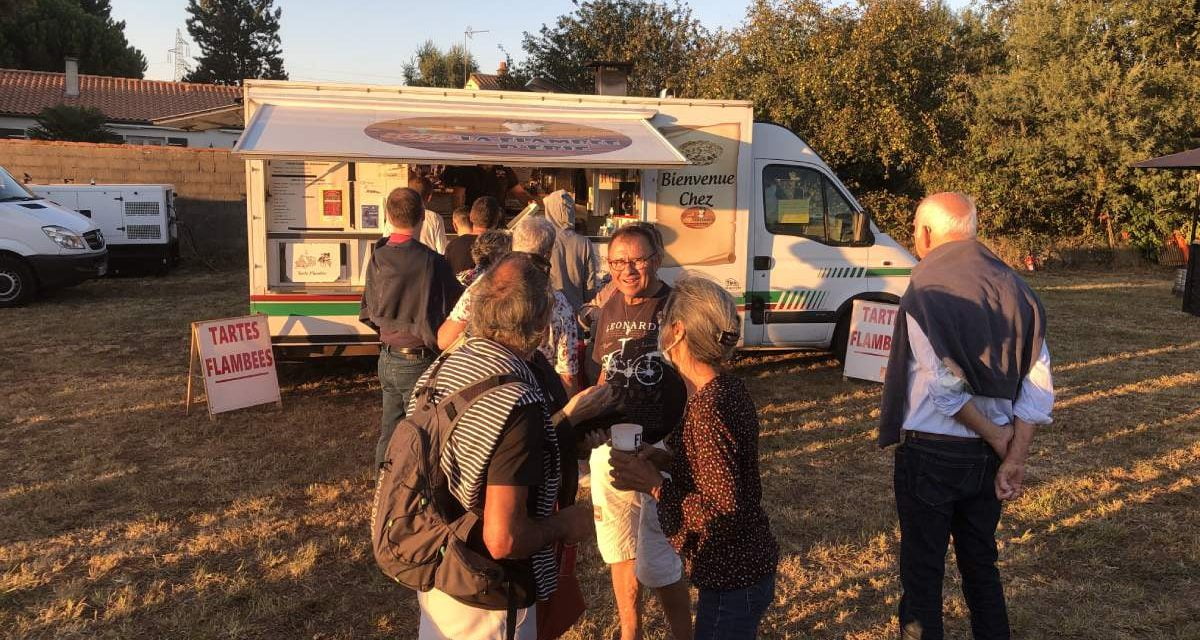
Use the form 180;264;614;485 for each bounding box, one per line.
234;104;689;168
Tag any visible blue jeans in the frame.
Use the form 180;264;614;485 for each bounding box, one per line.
375;347;434;470
694;572;776;639
895;439;1008;640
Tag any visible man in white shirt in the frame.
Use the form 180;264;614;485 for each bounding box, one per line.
391;175;446;254
879;192;1054;640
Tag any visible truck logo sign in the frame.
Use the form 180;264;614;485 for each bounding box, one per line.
681;206;716;229
363;116;632;157
677;139;723;166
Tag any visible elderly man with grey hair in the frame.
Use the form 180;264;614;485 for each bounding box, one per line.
438;215;580;394
880;192;1054;640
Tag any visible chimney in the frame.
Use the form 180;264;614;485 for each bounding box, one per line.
588;61;632;97
64;57;79;98
497;60;509;76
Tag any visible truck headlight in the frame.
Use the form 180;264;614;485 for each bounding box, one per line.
42;225;87;250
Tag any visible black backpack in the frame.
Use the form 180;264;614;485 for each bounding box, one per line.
370;354;531;613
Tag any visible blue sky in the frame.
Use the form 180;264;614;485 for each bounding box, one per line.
112;0;972;83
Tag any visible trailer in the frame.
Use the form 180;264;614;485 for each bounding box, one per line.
232;80;916;357
29;183;178;274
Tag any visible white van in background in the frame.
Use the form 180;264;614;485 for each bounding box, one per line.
29;183;179;274
0;166;108;307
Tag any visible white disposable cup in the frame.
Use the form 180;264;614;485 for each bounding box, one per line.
611;423;643;453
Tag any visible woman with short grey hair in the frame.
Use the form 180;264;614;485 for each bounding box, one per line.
441;217;580;394
462;229;512;285
512;215;557;260
611;275;779;639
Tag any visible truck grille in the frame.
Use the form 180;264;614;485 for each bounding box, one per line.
83;230;105;249
125;225;162;240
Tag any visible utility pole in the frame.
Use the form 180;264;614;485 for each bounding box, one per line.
463;25;488;88
167;28;191;81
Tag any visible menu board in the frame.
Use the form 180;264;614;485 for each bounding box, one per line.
655;123;740;267
266;160;350;231
355;163;408;233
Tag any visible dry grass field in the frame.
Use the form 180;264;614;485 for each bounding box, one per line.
1;266;1198;639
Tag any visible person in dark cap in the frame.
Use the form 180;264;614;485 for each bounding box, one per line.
879;192;1055;640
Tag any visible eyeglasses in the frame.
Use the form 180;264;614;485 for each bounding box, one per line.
608;253;657;272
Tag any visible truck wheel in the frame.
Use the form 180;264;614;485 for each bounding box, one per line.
831;311;851;363
0;256;36;307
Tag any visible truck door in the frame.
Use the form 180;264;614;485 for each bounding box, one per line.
750;161;873;346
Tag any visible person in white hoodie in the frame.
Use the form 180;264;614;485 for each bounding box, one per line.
544;189;599;311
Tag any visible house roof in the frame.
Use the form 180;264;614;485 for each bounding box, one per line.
466;72;526;92
0;68;241;125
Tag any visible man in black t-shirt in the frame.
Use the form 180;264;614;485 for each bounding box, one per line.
588;224;692;640
443;196;504;275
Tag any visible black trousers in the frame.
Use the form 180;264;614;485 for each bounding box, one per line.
894;437;1010;640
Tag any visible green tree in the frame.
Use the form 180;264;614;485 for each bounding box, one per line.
402;41;478;89
183;0;287;86
519;0;710;97
0;0;146;77
701;0;981;240
943;0;1200;247
26;104;122;143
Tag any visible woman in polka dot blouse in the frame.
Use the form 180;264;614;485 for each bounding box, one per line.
611;276;778;639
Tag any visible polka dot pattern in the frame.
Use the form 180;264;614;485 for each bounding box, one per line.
657;374;779;591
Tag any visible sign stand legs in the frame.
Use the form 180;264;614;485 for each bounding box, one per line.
185;325;197;416
184;324;216;421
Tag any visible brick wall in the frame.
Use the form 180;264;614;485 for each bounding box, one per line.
0;139;248;264
0;138;245;200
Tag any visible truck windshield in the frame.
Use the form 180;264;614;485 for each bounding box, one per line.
0;168;36;202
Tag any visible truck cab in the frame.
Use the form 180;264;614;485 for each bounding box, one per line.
740;123;914;355
0;166;108;307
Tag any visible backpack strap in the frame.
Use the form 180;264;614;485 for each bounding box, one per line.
439;374;523;423
409;351;455;406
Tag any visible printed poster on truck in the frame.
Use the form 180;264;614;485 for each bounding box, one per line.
285;242;342;283
843;300;900;383
266;160;349;231
655;123;740;267
186;314;281;417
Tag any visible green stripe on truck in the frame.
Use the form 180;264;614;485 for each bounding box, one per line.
865;267;913;277
251;301;361;316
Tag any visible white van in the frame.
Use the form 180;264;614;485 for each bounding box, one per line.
28;183;178;274
232;81;915;357
0;166;108;307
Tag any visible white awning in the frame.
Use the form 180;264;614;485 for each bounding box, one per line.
232;104;689;167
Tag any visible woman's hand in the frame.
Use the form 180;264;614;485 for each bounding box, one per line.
609;449;663;494
577;429;609;458
641;446;674;473
562;383;615;425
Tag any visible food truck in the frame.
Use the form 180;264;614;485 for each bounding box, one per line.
233;80;915;357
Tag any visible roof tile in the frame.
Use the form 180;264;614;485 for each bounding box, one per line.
0;68;241;124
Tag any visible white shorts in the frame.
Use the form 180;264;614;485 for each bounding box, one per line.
418;588;536;640
589;444;684;588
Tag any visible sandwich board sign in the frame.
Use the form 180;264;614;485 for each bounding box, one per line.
185;314;281;418
843;300;900;383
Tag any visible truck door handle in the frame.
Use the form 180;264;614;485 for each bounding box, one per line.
749;295;766;324
116;226;125;231
753;256;774;270
883;260;893;266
